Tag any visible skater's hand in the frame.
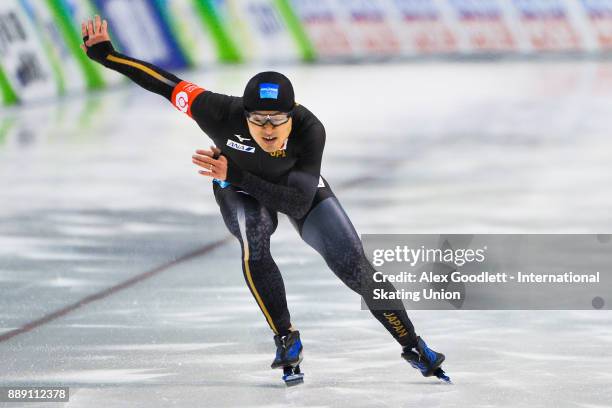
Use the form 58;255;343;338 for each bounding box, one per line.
192;147;229;181
80;15;111;52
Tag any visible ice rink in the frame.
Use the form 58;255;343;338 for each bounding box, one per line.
1;61;612;407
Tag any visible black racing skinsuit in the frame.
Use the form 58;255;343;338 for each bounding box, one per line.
85;41;418;349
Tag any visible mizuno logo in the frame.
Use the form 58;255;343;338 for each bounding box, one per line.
226;139;255;153
234;134;251;142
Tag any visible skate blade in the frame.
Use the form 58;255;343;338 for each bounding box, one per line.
283;365;304;386
283;372;304;386
437;374;452;384
434;368;452;384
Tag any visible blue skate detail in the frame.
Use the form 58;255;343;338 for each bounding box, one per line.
407;358;428;374
213;178;231;188
271;330;304;378
271;331;304;386
403;337;450;383
419;339;439;364
286;338;302;361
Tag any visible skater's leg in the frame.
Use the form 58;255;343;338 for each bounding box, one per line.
289;178;418;349
214;183;292;336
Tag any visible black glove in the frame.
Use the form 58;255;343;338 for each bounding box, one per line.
83;36;115;64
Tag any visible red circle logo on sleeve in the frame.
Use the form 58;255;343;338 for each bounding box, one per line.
175;91;189;113
171;81;205;117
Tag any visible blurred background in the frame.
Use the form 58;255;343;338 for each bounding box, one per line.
1;1;612;407
2;0;612;106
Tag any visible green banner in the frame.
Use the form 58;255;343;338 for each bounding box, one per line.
46;0;105;90
0;67;18;106
193;0;242;63
0;114;16;146
275;0;316;61
155;0;218;67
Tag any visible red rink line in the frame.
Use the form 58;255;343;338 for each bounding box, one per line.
0;237;232;343
0;171;384;344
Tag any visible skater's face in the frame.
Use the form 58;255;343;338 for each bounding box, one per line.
246;110;292;153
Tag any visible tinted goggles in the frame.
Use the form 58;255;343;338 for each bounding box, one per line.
245;110;293;127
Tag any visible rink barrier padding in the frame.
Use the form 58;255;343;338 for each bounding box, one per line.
275;0;317;61
91;0;189;70
0;0;60;103
4;0;612;106
192;0;243;63
0;67;18;106
46;0;106;90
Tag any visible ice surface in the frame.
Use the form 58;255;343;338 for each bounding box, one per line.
1;61;611;407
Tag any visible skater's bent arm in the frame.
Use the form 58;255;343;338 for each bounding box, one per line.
235;170;319;219
227;124;325;219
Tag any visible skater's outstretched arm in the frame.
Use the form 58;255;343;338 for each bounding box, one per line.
81;16;182;100
81;15;232;126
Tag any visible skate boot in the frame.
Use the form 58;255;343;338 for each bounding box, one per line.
271;330;304;386
402;336;451;383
